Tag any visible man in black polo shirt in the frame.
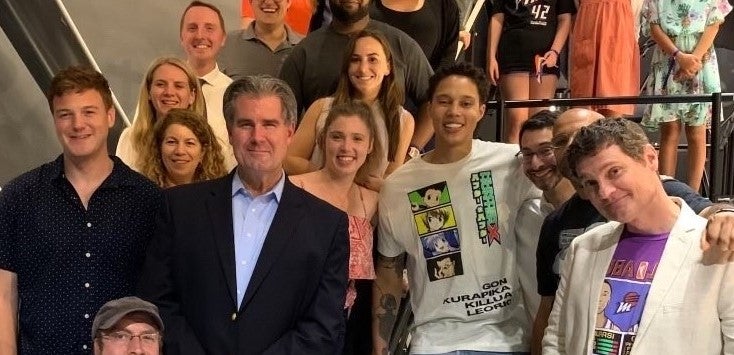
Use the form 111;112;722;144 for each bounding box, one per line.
0;66;162;354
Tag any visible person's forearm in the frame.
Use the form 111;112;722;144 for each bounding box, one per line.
410;103;433;150
698;202;733;218
284;156;314;175
488;14;504;59
0;270;18;355
550;14;572;52
372;254;406;354
649;24;679;54
692;23;721;59
531;296;555;355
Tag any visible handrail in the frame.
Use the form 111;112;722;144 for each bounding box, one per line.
488;93;734;109
488;93;734;202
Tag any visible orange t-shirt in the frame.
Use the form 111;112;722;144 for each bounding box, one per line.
241;0;313;36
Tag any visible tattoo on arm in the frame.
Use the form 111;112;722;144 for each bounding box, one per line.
374;253;406;351
376;253;406;279
377;292;398;347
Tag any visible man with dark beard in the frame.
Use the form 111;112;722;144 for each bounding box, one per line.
514;110;576;324
279;0;435;151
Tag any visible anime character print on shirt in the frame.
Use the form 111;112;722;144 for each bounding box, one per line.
409;182;464;281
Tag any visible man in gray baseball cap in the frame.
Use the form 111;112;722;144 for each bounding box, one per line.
91;296;164;355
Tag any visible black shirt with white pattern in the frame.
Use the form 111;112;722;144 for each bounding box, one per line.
0;155;162;354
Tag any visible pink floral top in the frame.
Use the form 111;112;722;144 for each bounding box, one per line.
344;189;375;310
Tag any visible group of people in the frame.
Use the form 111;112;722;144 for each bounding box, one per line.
1;0;734;355
489;0;731;192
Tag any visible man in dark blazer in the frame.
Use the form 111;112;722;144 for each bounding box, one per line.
138;75;349;354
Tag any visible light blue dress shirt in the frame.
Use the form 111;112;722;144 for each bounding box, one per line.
231;172;285;308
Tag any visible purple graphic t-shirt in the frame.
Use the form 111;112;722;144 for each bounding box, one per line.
592;228;669;355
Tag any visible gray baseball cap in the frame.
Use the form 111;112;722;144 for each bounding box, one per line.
91;296;164;338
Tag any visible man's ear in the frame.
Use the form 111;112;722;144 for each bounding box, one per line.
643;143;658;172
107;107;116;128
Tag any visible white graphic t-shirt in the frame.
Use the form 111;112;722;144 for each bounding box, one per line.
378;140;541;353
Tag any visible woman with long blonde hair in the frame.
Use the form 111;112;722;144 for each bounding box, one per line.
116;57;206;170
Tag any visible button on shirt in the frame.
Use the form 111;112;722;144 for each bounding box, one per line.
231;172;284;307
0;155;163;354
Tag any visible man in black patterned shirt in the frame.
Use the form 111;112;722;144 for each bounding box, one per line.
0;66;162;354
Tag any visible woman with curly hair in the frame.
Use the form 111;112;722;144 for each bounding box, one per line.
116;57;206;171
141;108;227;188
285;29;415;191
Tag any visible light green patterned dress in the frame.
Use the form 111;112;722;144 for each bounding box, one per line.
641;0;732;129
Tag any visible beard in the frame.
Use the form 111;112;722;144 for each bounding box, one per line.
530;173;561;192
329;0;369;24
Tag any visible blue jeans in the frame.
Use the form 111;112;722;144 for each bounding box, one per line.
414;352;530;355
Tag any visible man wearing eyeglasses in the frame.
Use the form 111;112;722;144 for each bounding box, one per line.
514;110;576;331
92;297;164;355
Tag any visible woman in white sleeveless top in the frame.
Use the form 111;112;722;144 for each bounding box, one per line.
285;29;415;191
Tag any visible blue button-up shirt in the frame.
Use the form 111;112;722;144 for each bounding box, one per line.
231;172;285;307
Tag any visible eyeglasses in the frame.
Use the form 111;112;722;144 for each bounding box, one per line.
516;146;555;163
101;331;161;347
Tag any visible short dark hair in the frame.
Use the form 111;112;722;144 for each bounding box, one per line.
519;110;558;143
180;1;226;33
223;75;297;128
427;62;489;104
566;118;650;179
47;66;113;112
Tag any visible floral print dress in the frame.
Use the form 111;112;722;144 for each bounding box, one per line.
641;0;732;128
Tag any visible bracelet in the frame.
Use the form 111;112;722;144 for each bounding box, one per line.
714;208;734;215
672;49;681;58
549;49;560;56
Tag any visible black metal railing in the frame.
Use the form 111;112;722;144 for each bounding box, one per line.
487;93;734;202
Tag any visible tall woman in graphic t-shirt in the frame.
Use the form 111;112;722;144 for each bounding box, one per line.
488;0;574;143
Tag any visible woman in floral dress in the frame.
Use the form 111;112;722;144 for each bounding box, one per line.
642;0;732;191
